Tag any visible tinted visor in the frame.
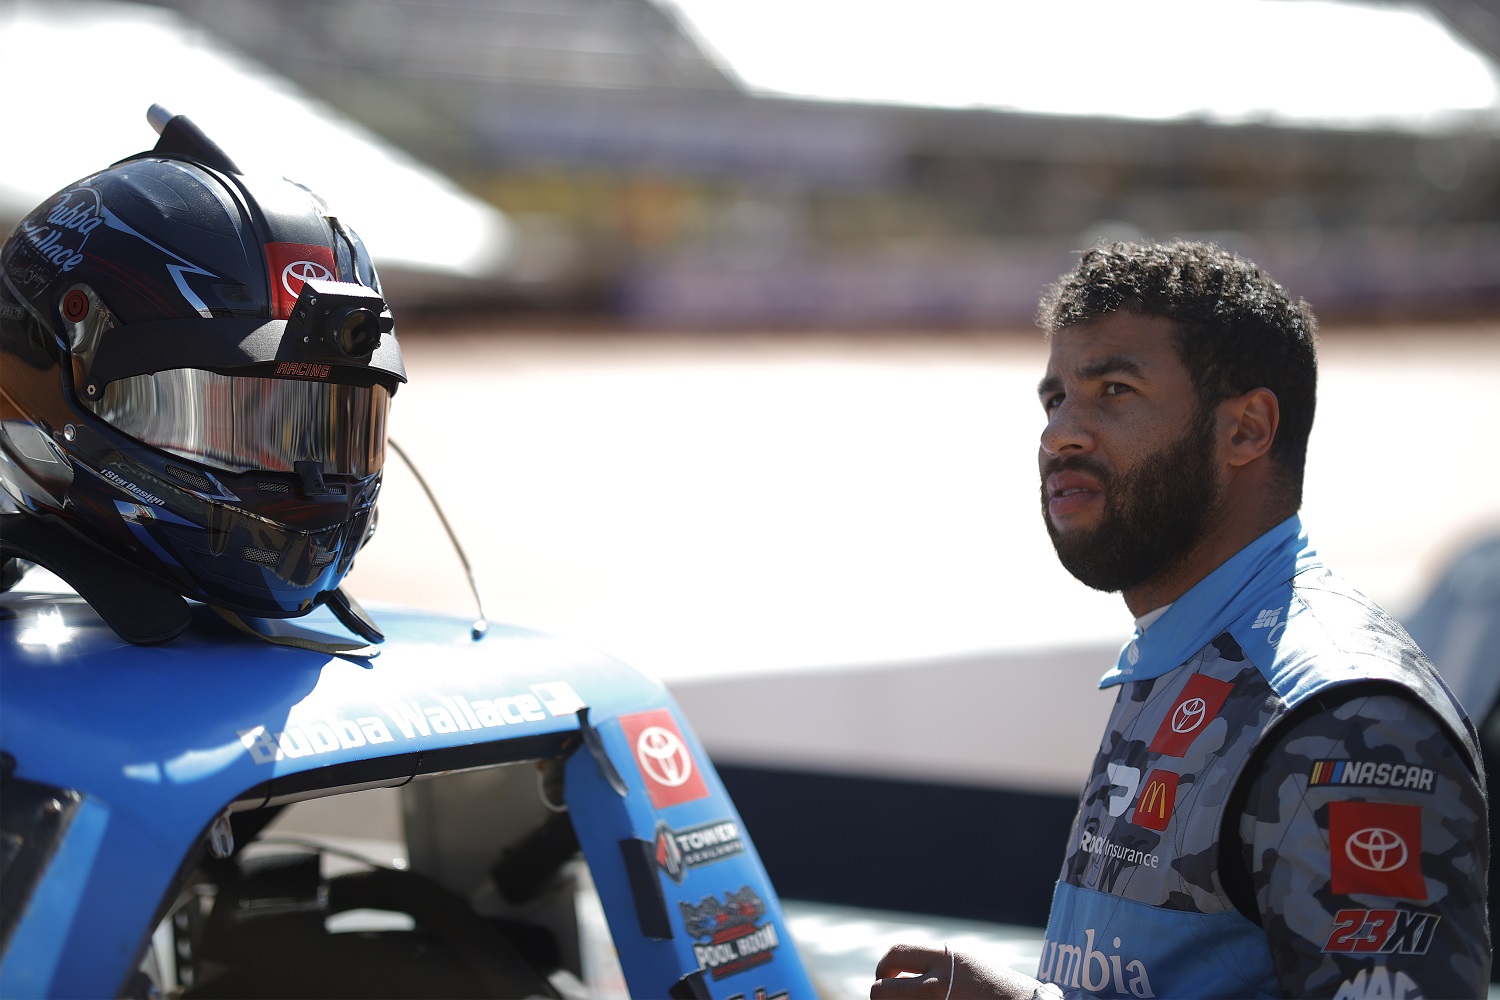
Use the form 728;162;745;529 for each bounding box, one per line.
89;369;389;476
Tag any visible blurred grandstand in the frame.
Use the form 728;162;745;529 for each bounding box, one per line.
7;0;1500;324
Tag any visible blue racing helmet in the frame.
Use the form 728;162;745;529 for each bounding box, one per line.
0;107;404;643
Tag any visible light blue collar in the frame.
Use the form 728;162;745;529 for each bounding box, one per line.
1099;515;1318;688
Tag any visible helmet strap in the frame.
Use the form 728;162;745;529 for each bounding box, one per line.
322;586;385;643
210;606;379;661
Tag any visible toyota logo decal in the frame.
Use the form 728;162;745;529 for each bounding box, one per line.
1170;696;1208;734
636;725;693;787
281;259;334;298
1345;827;1409;872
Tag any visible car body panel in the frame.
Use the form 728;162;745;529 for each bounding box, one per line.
0;587;814;999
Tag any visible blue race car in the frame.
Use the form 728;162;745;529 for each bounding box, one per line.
1;583;813;999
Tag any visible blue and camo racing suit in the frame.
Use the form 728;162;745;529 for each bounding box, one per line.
1038;516;1489;998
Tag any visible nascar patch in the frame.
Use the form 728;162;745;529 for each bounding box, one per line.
1311;759;1436;793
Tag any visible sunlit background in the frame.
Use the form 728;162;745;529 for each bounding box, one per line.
3;0;1499;977
6;0;1488;671
5;0;1499;321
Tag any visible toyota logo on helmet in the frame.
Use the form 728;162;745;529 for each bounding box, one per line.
282;259;334;298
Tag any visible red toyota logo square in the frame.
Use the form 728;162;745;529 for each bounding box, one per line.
264;242;337;320
1328;801;1426;901
1149;673;1233;757
619;708;710;809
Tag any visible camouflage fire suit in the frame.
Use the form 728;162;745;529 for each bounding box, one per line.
1037;516;1489;998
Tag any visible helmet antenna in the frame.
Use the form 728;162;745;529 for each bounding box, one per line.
388;438;493;641
147;104;242;175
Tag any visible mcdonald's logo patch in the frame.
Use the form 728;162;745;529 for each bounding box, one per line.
1131;770;1179;831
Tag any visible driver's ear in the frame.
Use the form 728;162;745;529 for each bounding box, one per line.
1221;388;1279;468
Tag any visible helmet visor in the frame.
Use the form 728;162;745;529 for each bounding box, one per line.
89;369;389;476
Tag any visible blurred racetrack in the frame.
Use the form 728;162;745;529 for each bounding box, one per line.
346;317;1500;687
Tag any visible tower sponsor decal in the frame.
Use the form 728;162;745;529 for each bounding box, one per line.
654;819;746;884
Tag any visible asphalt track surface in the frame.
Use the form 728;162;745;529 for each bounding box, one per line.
346;318;1500;687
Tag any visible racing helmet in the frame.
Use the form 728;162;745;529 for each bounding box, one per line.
0;106;404;643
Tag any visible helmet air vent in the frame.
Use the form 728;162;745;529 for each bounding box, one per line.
241;547;279;566
165;465;214;492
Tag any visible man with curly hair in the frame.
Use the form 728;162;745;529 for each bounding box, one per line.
872;241;1489;998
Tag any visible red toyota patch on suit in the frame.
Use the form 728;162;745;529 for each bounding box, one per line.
1328;801;1426;900
1149;673;1233;756
619;708;710;809
264;242;337;319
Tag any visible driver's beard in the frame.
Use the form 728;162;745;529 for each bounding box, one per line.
1042;410;1224;594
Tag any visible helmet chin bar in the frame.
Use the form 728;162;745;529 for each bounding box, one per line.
294;460;333;497
0;511;387;649
0;512;192;645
